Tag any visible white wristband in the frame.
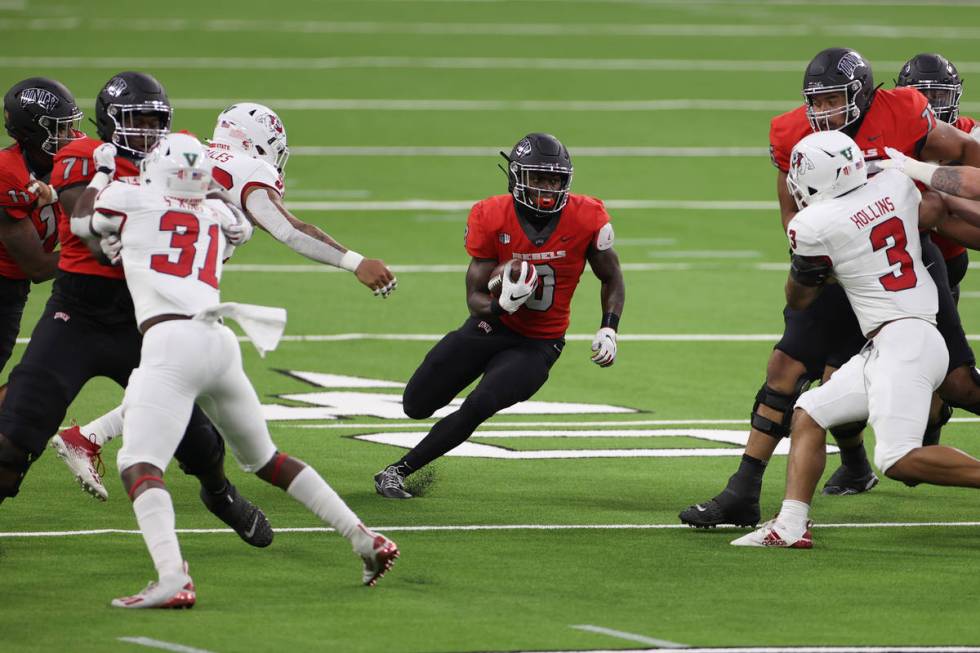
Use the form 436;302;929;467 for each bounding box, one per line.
339;250;364;272
903;159;939;187
88;171;112;193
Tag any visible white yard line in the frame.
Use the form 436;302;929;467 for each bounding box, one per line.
6;521;980;539
117;638;216;653
572;625;686;649
291;146;769;157
8;20;980;40
518;647;980;653
282;199;778;210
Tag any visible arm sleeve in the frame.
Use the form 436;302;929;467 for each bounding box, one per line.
243;188;348;267
464;201;496;259
786;215;832;286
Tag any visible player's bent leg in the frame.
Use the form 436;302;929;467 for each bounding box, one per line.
679;349;809;528
883;446;980;488
938;364;980;414
401;319;496;419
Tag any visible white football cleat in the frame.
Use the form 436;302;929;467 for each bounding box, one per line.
356;524;399;587
111;564;195;609
731;518;813;549
50;424;107;501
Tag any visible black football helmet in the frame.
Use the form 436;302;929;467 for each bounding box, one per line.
896;53;962;124
3;77;83;155
499;133;573;215
95;71;172;158
802;47;875;132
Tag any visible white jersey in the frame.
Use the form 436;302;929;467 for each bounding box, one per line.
205;144;284;209
787;169;937;336
93;182;234;324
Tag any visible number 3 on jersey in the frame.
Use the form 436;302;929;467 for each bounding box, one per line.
150;210;220;288
870;216;917;292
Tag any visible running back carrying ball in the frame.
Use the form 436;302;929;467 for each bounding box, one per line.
487;259;537;298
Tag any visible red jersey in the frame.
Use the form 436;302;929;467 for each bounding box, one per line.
51;136;140;279
770;87;933;173
929;114;979;260
0;143;60;280
465;194;610;339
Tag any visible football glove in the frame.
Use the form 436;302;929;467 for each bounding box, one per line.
591;327;617;367
100;234;122;266
26;177;58;207
873;146;938;186
222;203;254;246
497;260;538;314
92;143;117;175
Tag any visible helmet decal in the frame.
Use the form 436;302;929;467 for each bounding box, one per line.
103;76;128;98
836;52;866;80
514;137;532;158
18;88;60;112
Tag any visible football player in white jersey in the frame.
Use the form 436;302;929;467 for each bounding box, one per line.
733;131;980;549
78;134;398;608
52;102;397;500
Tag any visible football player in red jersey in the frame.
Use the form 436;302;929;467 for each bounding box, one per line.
374;133;625;498
896;53;976;304
0;72;274;549
680;47;980;529
0;78;80;387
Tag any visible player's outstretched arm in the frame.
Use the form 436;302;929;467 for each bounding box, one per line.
920;119;980;168
587;246;625;367
242;187;396;297
880;146;980;199
0;208;58;282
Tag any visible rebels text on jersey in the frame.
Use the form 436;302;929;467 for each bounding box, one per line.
787;169;937;336
51;136;140;279
770;87;934;173
0;143;60;280
465;194;610;339
205;144;284;209
93;182;232;325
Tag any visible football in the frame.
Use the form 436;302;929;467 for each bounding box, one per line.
487;261;519;297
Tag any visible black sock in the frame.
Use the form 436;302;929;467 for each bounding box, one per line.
838;441;869;472
718;454;767;505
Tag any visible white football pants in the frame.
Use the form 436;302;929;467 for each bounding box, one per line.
117;319;277;474
795;318;948;473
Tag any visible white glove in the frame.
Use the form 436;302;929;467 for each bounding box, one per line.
92;143;117;175
497;260;538;314
26;177;58;207
873;146;938;186
100;234;122;265
222;204;254;246
591;327;617;367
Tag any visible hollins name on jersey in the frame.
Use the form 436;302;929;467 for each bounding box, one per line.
849;196;896;229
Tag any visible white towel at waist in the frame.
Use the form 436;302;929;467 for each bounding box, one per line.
194;302;287;358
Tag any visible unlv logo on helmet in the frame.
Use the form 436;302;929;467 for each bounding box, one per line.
103;76;129;98
514;138;532;158
836;52;866;80
18;88;60;112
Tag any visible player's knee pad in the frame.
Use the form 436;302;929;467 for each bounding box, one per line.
829;421;866;443
0;434;33;500
751;378;811;440
174;418;226;477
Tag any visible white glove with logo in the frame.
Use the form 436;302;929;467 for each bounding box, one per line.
873;146;938;186
497;260;538;314
591;327;617;367
100;234;122;265
222;203;254;246
92;143;117;175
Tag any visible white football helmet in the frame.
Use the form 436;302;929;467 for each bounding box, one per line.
210;103;289;172
140;133;212;200
786;131;867;210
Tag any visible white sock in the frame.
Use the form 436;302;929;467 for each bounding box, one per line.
286;466;372;551
83;406;124;446
778;499;811;535
133;488;184;580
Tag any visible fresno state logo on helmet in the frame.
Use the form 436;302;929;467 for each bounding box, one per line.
256;112;285;137
791;150;814;175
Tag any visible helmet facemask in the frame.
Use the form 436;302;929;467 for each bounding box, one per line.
107;102;172;158
35;110;84;155
804;81;864;132
509;163;572;214
912;82;962;124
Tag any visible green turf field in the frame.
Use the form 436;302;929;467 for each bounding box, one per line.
3;1;980;651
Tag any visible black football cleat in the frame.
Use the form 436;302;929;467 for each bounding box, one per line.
374;466;413;499
679;493;760;529
200;482;274;547
821;464;879;496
